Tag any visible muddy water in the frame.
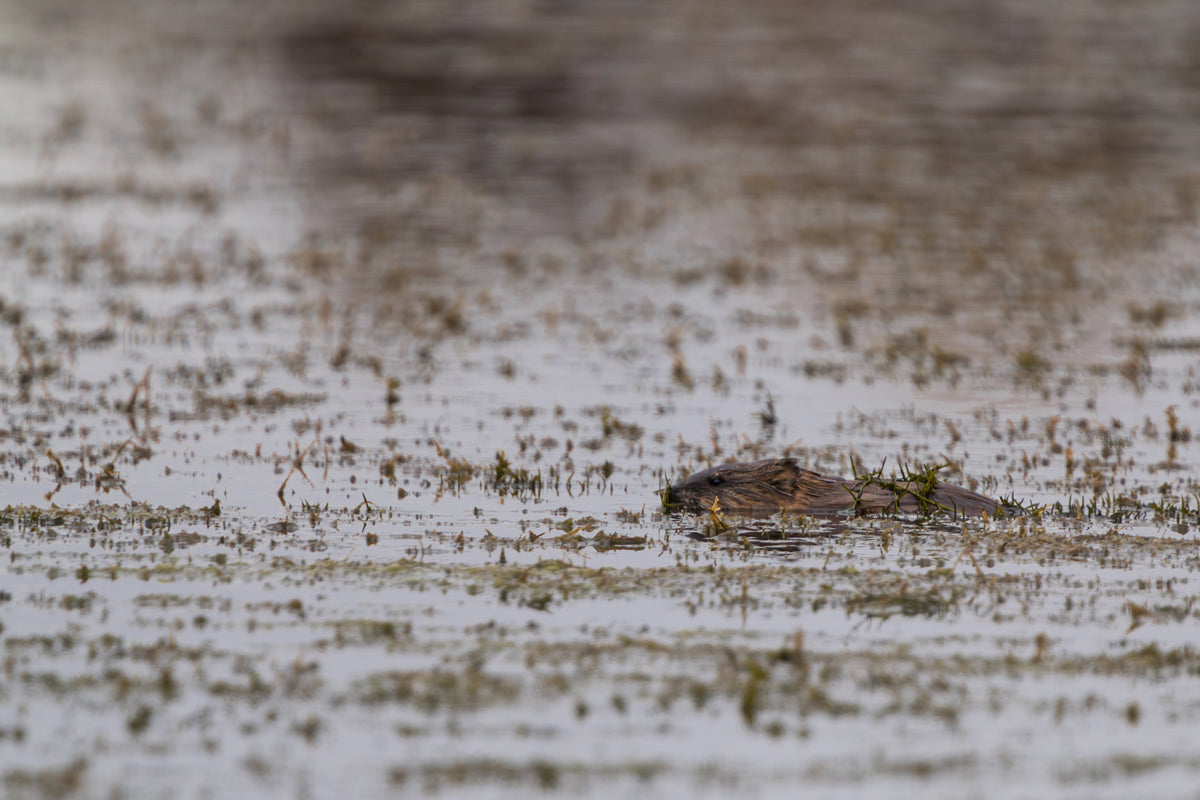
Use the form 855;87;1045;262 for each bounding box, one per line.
3;2;1200;798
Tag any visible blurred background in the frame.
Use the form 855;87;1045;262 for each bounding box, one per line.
288;0;1200;307
4;0;1200;462
11;0;1200;289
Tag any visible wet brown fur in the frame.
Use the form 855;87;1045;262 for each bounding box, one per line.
667;458;998;517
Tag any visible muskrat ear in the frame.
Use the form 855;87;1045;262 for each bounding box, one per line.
762;458;802;489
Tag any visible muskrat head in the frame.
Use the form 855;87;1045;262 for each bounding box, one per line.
665;458;803;513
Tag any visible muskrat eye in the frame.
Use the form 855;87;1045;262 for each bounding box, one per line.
708;475;724;487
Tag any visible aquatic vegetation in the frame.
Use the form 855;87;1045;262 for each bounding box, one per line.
5;2;1200;797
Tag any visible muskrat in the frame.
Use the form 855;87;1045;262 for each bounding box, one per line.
666;458;998;517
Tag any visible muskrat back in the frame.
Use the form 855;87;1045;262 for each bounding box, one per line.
667;458;998;517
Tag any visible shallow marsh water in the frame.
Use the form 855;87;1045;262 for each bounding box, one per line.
3;2;1200;798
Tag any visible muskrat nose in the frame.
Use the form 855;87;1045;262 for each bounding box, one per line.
660;484;676;508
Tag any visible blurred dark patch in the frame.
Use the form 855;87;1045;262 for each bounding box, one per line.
277;8;651;242
276;0;1200;286
283;25;574;120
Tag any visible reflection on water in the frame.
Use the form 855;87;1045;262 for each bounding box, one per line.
267;0;1200;397
279;0;1200;296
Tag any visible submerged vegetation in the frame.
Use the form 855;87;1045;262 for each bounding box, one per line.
847;459;974;517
